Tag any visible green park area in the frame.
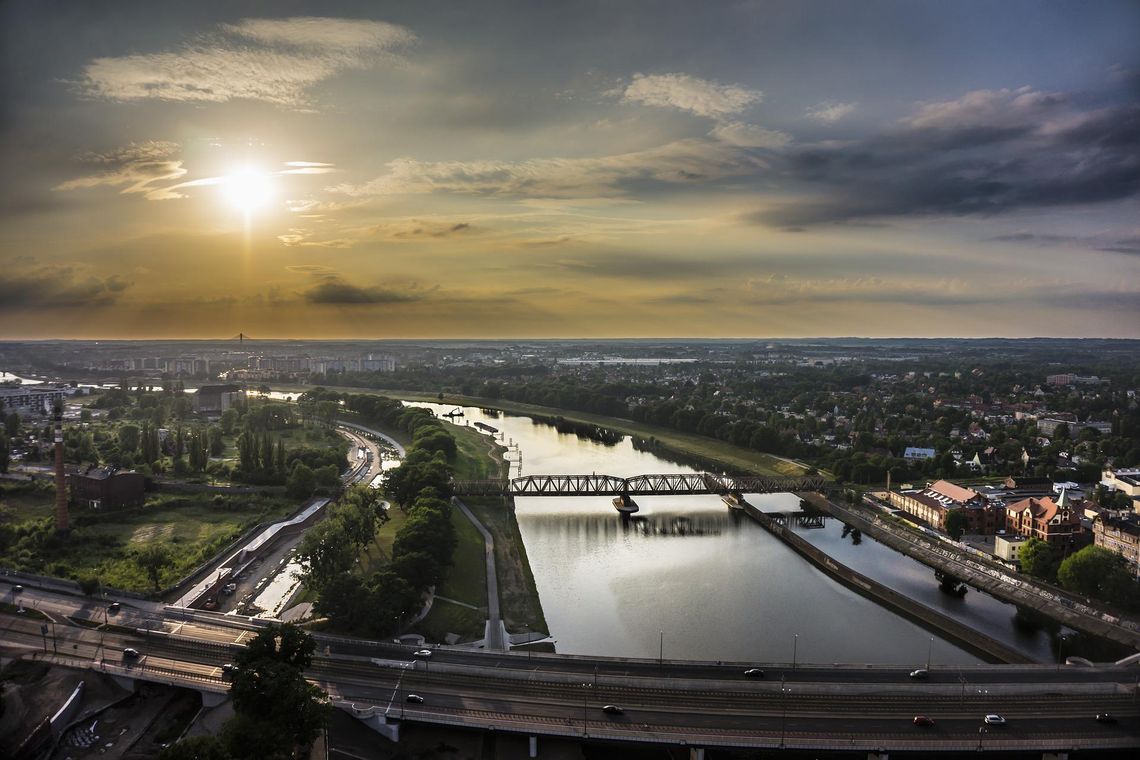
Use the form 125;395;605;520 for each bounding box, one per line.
0;480;297;593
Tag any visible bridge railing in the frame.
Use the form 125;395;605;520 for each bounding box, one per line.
452;473;830;497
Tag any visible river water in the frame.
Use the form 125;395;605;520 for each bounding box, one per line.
409;403;1006;665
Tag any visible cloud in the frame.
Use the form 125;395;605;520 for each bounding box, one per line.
0;267;132;310
750;88;1140;226
367;219;479;239
54;141;189;199
709;121;790;148
75;17;414;108
622;73;761;118
333;138;768;199
303;278;427;304
806;101;856;123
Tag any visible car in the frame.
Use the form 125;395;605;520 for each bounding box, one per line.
108;602;121;613
908;669;929;679
221;664;237;678
601;705;624;715
983;714;1006;725
1095;713;1116;724
913;715;935;727
122;647;141;659
203;597;218;610
744;668;765;678
406;694;424;704
413;649;432;659
13;584;23;593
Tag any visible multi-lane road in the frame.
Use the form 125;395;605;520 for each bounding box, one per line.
3;587;1137;753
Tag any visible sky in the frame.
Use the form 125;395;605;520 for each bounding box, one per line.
1;0;1138;340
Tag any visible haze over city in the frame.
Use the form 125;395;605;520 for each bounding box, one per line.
1;0;1138;339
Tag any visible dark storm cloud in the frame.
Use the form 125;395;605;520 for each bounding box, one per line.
303;278;425;304
752;99;1140;227
0;268;132;310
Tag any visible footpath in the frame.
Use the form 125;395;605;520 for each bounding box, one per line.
799;492;1140;652
451;497;506;651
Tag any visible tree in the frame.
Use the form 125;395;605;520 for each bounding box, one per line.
1018;538;1058;582
118;424;141;454
4;411;19;437
286;462;317;500
295;519;355;590
134;544;172;591
208;425;225;457
229;624;329;758
1057;545;1130;599
944;510;968;540
0;431;8;474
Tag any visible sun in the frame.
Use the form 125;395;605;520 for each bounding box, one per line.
222;167;275;213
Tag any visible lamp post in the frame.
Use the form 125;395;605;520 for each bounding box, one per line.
659;630;663;666
792;634;798;671
926;637;934;671
581;681;591;739
780;674;788;749
1058;633;1071;671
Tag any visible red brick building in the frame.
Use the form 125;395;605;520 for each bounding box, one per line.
1005;494;1082;552
69;465;146;510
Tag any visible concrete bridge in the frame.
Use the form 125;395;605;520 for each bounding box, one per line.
452;472;828;498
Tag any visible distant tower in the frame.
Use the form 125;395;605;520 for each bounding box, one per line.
53;403;70;533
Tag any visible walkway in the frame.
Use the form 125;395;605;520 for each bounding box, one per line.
451;497;505;651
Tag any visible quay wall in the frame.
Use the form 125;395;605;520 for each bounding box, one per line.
738;500;1034;664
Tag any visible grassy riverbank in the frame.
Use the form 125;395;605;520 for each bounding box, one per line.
281;383;809;477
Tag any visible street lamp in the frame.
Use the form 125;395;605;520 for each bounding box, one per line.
1057;633;1071;671
792;634;799;671
926;637;934;671
780;674;789;749
659;630;664;666
581;681;591;739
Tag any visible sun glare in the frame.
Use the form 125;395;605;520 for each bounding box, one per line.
222;167;274;213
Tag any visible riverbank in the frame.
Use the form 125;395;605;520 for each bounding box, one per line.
800;492;1140;653
274;384;809;478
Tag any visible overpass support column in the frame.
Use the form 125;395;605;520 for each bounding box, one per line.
529;735;538;758
866;753;888;760
1042;754;1068;760
689;748;704;760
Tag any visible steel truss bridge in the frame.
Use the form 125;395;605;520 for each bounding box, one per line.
452;472;829;498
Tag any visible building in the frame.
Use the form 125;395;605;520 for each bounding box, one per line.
193;384;244;414
0;385;70;416
1093;513;1140;571
1101;468;1140;498
69;465;146;510
887;479;1002;534
903;446;936;461
1005;494;1082;552
994;534;1030;567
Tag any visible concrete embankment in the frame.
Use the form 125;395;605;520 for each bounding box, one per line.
737;500;1034;664
799;492;1140;652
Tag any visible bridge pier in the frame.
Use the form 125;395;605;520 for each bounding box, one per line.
340;703;400;742
612;495;639;514
200;690;228;708
689;748;705;760
529;735;538;758
1042;754;1069;760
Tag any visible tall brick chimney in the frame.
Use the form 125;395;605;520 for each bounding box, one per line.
53;402;69;533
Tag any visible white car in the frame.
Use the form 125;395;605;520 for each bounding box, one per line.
413;649;432;659
984;714;1006;725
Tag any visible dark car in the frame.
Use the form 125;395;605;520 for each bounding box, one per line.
122;647;141;659
1095;713;1116;724
108;601;121;613
908;669;928;679
744;668;765;678
406;694;424;704
221;663;237;679
913;715;935;727
13;584;23;593
602;705;624;715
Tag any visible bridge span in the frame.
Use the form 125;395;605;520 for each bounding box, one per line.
453;472;828;498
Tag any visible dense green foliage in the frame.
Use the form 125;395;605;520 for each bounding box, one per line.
160;624;328;760
1018;537;1059;582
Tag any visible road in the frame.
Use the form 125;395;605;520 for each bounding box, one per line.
2;592;1137;753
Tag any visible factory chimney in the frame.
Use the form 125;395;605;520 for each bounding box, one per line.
53;402;70;533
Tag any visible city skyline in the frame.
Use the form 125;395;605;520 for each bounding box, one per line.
1;0;1138;339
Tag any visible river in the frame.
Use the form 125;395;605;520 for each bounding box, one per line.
408;403;1008;665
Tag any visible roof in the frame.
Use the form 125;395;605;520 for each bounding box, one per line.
1006;496;1076;524
195;384;243;395
929;480;979;504
904;447;936;458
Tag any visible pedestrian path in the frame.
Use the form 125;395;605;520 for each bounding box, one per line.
451;497;504;650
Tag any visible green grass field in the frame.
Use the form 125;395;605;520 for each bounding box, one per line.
0;485;298;594
414;506;489;642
